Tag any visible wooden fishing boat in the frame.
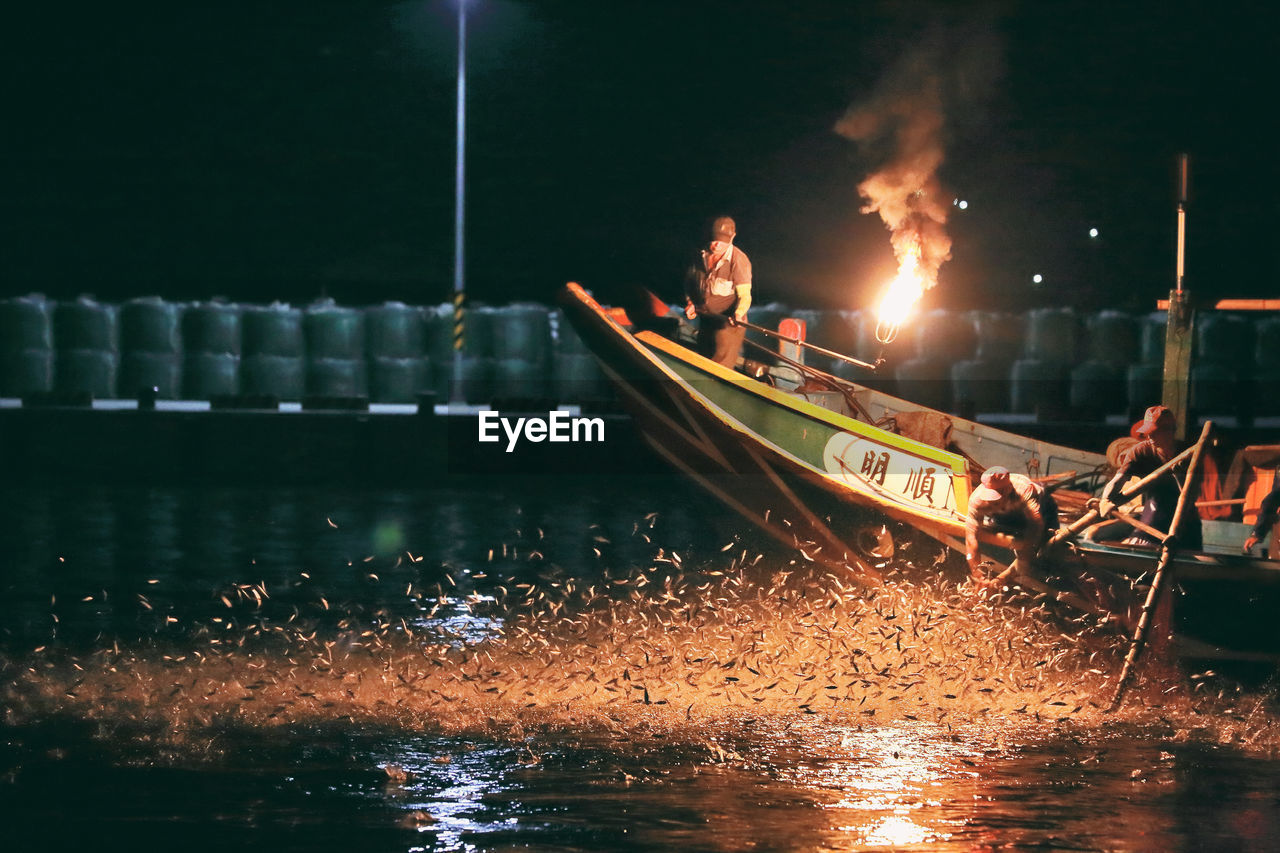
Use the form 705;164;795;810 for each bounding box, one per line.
559;283;1102;573
557;282;1280;669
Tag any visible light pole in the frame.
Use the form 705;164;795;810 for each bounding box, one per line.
450;0;468;404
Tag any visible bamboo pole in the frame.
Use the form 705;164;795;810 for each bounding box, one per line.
1108;419;1213;711
732;317;882;372
1107;508;1171;544
1115;440;1201;496
1195;498;1246;508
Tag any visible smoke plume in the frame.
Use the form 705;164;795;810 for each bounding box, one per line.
834;24;1000;291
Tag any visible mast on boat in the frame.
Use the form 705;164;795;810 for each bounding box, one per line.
1162;153;1193;443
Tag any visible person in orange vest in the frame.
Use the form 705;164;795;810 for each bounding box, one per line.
1244;478;1280;555
684;216;753;368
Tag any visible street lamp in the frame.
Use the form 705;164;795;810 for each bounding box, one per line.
451;0;468;404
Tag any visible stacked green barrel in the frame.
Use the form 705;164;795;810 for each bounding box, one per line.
0;294;54;397
1193;313;1254;419
424;302;497;403
551;308;610;404
54;296;118;398
366;302;430;403
16;297;1273;418
241;303;305;400
952;311;1023;413
1070;310;1138;419
119;297;182;399
304;299;367;398
1254;317;1280;417
1123;312;1166;420
491;303;551;402
182;302;241;398
894;309;976;411
1010;308;1079;415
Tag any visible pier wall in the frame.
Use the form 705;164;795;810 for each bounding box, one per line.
3;295;1276;423
1;295;610;411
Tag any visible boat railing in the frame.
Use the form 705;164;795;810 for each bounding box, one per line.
732;316;883;373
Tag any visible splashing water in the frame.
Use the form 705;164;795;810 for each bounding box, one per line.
5;539;1278;755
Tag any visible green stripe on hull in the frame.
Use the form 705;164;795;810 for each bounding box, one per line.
648;346;967;521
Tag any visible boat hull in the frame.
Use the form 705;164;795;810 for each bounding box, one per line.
1061;536;1280;661
558;284;976;576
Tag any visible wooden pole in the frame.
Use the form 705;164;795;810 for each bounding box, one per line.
1108;420;1213;711
1106;508;1170;544
1162;154;1193;442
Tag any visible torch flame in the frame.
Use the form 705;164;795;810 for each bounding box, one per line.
875;241;926;344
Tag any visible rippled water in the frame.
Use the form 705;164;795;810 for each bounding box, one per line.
4;476;1280;851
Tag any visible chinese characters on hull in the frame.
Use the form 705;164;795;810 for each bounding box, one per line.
824;434;958;514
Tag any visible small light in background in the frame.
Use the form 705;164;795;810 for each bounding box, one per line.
952;199;969;210
1032;274;1043;284
1089;227;1099;238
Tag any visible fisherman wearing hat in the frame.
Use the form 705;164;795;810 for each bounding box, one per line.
1096;404;1202;549
964;465;1059;583
684;215;753;368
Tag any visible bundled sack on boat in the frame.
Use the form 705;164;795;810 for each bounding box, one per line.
885;409;952;450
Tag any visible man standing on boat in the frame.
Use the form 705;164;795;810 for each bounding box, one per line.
965;466;1059;583
1097;405;1203;549
685;216;753;368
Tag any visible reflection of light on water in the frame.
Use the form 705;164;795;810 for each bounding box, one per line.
861;814;931;846
408;767;512;850
383;742;521;850
411;594;503;647
777;722;985;848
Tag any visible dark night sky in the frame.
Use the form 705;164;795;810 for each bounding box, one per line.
3;0;1276;313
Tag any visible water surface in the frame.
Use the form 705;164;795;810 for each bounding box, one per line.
3;477;1280;851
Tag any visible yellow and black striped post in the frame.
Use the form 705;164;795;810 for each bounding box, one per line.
453;291;465;352
450;291;465;403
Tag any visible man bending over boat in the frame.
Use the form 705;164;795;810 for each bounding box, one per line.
965;466;1060;583
1096;405;1202;549
685;216;753;368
